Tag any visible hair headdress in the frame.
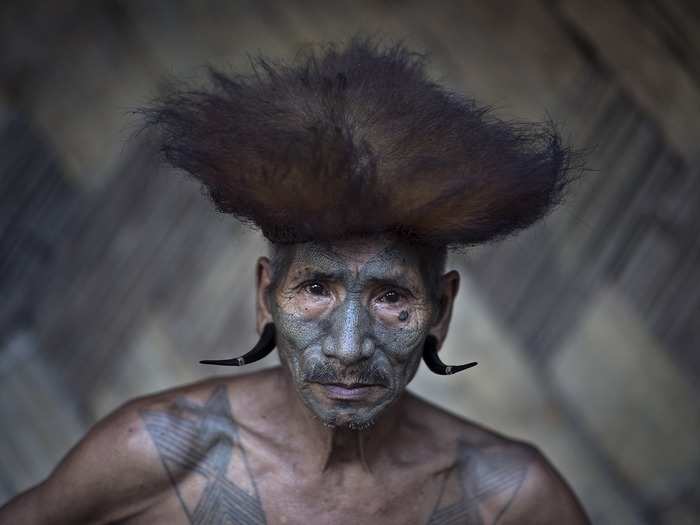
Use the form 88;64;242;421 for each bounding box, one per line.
141;36;577;247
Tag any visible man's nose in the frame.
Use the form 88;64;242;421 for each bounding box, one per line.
322;296;375;365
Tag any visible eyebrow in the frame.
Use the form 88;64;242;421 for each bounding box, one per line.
366;276;419;296
290;269;343;283
365;273;420;292
291;267;421;293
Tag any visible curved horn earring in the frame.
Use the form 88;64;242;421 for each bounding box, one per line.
422;334;478;375
200;323;276;366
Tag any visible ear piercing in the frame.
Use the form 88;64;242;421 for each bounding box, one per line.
200;323;276;366
422;335;477;375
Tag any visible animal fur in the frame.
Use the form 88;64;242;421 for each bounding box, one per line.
141;36;579;247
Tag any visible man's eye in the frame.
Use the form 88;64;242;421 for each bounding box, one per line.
304;282;330;297
377;290;402;304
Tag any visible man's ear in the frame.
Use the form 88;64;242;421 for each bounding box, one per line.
428;270;460;351
255;256;275;334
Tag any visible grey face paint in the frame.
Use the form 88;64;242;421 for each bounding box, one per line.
271;237;437;429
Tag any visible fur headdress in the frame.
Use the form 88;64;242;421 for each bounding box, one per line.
142;36;577;247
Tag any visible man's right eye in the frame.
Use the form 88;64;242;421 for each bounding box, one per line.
304;281;330;297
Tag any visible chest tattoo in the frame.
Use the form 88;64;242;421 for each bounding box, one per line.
140;385;266;524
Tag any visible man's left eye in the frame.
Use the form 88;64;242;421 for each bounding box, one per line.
377;290;402;304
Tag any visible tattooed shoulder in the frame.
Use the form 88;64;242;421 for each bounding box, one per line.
427;437;535;525
138;383;267;525
427;428;590;525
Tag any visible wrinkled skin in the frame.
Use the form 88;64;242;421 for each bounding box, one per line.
264;236;444;429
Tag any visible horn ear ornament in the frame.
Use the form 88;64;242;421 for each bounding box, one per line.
200;323;276;366
422;335;477;375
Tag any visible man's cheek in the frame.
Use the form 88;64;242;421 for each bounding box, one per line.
372;321;427;362
274;309;326;351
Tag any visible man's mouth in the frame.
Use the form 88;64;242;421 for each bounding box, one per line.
319;382;383;401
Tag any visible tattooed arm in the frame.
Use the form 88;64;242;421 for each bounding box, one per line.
495;446;589;525
428;439;589;525
0;398;168;524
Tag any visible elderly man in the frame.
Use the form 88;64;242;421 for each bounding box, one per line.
0;37;589;524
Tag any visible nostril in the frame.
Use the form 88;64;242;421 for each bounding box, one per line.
361;338;375;358
330;333;370;365
321;334;335;357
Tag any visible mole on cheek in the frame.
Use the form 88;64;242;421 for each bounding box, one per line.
398;310;409;322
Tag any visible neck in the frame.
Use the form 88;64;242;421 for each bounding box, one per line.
273;366;405;474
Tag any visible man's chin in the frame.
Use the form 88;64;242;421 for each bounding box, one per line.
317;410;378;431
299;386;394;429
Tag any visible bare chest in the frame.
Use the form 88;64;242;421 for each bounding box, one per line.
124;466;445;525
132;384;527;524
259;466;447;525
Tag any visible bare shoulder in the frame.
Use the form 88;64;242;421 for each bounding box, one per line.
496;444;591;524
0;375;245;524
406;394;590;524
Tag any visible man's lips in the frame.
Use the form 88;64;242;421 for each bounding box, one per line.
317;382;384;401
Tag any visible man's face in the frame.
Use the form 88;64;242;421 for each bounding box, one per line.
263;236;444;430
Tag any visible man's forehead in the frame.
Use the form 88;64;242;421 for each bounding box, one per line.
287;236;424;278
